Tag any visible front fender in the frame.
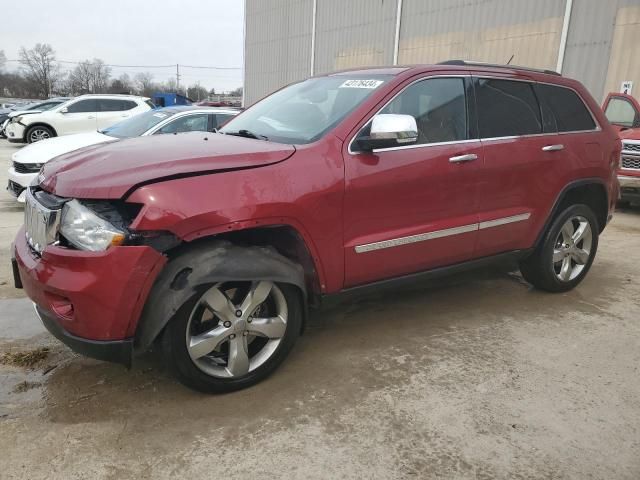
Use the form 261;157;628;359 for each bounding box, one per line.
134;239;306;352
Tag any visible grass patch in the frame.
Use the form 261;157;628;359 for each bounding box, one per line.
1;347;50;368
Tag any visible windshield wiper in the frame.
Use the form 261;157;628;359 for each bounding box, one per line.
224;129;269;141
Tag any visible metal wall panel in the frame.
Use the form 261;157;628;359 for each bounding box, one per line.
603;2;640;100
244;0;314;105
313;0;398;74
398;0;565;70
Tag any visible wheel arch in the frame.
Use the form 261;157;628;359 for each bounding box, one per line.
23;122;57;142
134;235;311;352
534;178;609;250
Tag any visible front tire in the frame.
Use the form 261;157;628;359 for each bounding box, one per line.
163;281;302;393
26;125;54;143
520;204;599;292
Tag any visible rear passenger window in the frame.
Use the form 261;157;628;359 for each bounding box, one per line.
379;77;468;145
475;78;541;138
97;99;138;112
534;84;596;132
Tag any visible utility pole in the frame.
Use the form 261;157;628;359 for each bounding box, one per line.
176;63;180;94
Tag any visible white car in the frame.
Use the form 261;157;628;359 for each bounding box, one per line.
7;106;239;202
4;94;154;144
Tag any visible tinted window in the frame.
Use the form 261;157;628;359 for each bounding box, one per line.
378;77;468;145
101;110;176;138
476;79;541;138
97;99;138;112
604;97;637;128
213;113;234;129
156;114;209;134
66;99;96;113
534;84;596;132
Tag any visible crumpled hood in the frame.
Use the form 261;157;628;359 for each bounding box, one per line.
40;132;296;199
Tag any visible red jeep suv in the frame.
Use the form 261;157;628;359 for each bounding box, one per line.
13;61;620;392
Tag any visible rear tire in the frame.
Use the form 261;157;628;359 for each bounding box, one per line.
520;204;599;292
26;125;54;143
163;280;302;393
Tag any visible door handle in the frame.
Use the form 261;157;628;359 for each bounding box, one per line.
121;114;130;117
87;115;95;119
449;153;478;163
542;144;564;152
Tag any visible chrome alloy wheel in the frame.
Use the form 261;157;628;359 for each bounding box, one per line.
186;281;288;378
552;215;593;282
29;128;51;143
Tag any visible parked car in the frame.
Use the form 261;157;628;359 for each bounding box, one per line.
12;61;619;393
602;92;640;205
4;94;154;143
7;106;238;202
0;98;70;138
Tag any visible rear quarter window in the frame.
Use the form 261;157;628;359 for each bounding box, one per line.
534;84;596;132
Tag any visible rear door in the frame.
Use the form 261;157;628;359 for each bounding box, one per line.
96;99;138;130
474;77;600;257
57;98;97;134
343;75;482;287
473;76;559;256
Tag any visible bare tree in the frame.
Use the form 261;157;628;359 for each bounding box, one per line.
134;72;155;97
68;59;111;94
187;83;208;101
0;50;6;70
19;43;61;98
109;73;132;93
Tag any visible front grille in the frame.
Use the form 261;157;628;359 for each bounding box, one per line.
24;188;62;255
622;142;640;153
7;180;24;197
13;161;41;174
621;156;640;170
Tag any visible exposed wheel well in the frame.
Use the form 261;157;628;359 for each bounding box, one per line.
24;123;57;141
555;182;608;233
168;225;322;305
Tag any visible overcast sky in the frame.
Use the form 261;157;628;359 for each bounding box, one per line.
2;0;244;92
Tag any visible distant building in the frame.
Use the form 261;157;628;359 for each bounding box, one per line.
244;0;640;105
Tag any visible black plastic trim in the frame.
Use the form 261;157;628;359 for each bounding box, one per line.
322;250;530;306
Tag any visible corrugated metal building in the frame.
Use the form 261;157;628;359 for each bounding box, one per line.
244;0;640;105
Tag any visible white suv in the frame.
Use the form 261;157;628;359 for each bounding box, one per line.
5;94;154;143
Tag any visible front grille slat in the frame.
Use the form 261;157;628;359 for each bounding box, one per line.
622;142;640;153
13;162;41;174
621;156;640;170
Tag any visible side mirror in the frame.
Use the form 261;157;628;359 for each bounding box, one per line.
356;114;418;151
60;107;68;113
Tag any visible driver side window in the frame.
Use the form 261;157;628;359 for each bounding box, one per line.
379;77;468;145
156;114;209;134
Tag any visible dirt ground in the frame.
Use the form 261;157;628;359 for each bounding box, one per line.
1;139;639;479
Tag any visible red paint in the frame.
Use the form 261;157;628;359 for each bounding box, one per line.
17;64;620;344
15;227;166;340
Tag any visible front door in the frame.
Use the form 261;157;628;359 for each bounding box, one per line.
58;98;97;134
343;76;481;287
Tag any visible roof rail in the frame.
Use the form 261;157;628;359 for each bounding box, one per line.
438;60;561;76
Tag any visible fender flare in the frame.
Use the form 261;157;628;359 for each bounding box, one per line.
134;239;307;352
533;177;608;250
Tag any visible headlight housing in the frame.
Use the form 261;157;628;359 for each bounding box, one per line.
60;200;126;251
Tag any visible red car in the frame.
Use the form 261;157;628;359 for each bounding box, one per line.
603;92;640;204
13;61;620;392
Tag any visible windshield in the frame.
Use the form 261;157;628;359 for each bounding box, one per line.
220;75;392;144
101;110;177;138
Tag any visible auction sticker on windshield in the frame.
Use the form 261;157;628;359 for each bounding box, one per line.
339;79;384;89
